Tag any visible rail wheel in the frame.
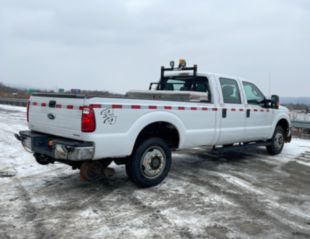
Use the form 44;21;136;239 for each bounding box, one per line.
80;161;115;181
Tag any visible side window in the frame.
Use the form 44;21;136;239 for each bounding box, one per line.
242;81;265;105
220;78;241;104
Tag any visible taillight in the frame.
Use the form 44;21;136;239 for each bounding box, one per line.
26;101;30;122
81;106;96;132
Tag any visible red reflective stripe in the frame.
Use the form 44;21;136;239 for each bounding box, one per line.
260;109;264;112
266;109;270;112
131;105;141;109
52;104;244;112
33;102;38;106
90;104;101;108
41;103;46;107
254;109;258;112
112;104;122;109
75;104;251;112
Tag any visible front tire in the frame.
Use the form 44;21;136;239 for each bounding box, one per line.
126;137;172;188
266;126;285;155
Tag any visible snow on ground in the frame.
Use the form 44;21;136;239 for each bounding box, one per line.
0;104;310;239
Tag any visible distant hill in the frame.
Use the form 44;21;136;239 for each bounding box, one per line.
0;82;30;99
281;97;310;105
0;82;123;99
0;82;21;92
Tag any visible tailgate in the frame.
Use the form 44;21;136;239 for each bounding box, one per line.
28;95;85;140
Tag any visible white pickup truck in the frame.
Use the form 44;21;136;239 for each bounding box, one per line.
16;60;291;187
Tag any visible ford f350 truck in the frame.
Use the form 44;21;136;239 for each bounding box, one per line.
15;60;291;187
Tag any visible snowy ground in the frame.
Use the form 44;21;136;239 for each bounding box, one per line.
0;104;310;239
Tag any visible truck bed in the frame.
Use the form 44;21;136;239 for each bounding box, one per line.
32;90;208;102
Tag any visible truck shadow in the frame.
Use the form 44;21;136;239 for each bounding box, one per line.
175;146;270;168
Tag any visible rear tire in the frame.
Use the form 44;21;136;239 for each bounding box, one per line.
126;137;171;188
266;126;285;155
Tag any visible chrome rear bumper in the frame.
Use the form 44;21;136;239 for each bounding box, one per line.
15;131;94;161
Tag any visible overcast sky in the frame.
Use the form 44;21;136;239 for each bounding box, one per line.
0;0;309;96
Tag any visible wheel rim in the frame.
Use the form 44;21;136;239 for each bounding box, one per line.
140;146;166;179
274;132;284;150
80;162;102;181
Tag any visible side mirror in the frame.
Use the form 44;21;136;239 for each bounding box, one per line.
271;95;280;109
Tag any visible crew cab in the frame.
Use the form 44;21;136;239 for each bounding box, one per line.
15;60;291;187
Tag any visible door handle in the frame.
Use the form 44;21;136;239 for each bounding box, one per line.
246;109;251;118
49;100;56;108
222;108;227;118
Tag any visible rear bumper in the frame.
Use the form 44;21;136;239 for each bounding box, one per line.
15;130;95;161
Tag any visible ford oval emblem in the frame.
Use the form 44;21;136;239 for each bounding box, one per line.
47;113;55;120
